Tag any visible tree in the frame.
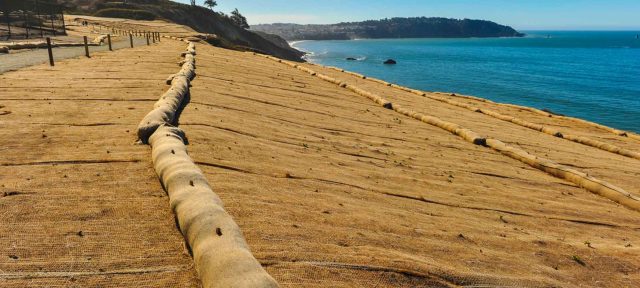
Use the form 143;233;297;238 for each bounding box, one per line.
230;8;249;29
203;0;217;10
190;0;196;6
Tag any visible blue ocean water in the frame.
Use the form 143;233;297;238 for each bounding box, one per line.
292;31;640;132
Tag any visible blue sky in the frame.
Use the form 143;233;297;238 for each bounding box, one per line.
175;0;640;30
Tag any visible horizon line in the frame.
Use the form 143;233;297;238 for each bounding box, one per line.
250;21;640;31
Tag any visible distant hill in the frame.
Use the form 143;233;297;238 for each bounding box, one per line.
59;0;304;61
252;17;525;41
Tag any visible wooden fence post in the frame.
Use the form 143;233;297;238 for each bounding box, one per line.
46;37;54;66
107;34;112;51
130;33;134;48
84;36;89;57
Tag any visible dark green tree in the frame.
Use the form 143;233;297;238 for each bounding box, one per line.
203;0;217;10
230;8;249;29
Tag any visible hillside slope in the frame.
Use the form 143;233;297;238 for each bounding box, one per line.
61;0;304;61
2;16;639;287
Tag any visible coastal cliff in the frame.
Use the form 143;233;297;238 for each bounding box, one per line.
252;17;524;40
60;0;305;61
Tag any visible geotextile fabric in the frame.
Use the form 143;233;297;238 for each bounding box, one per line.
258;53;640;212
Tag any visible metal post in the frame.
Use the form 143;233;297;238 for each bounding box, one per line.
129;33;133;48
83;36;89;57
107;34;112;51
46;37;54;66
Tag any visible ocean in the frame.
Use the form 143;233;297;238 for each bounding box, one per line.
292;31;640;133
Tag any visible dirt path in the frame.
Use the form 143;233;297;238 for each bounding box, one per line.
0;18;157;74
0;37;149;74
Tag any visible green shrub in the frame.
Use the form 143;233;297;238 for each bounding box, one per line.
93;8;157;20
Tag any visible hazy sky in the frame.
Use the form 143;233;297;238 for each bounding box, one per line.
175;0;640;30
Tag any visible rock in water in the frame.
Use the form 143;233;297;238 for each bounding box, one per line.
346;57;357;61
384;59;397;65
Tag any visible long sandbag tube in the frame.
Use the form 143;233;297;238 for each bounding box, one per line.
150;126;279;288
137;42;196;143
256;53;640;211
322;65;640;159
437;92;640;141
140;43;280;287
418;92;640;160
485;138;640;210
93;35;109;44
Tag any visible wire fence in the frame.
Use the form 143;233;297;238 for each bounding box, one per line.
0;0;66;40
